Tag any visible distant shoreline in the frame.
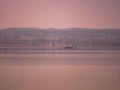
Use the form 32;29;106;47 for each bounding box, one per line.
0;28;120;49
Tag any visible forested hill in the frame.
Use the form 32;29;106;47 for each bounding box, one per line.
0;28;120;50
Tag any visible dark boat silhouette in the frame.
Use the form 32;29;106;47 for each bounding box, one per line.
64;46;74;50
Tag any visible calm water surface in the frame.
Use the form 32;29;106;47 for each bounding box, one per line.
0;50;120;90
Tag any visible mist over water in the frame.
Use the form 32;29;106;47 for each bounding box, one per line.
0;50;120;65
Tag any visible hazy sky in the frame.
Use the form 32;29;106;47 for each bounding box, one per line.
0;0;120;29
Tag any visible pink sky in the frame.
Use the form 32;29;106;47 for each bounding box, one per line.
0;0;120;29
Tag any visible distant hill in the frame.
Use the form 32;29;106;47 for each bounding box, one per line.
0;28;120;50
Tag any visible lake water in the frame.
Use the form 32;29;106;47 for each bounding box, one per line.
0;50;120;90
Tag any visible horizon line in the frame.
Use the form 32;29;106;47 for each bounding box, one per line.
1;27;120;30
